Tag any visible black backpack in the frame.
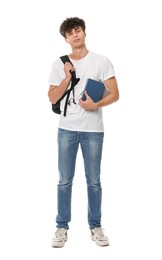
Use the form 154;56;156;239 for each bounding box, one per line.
52;55;80;116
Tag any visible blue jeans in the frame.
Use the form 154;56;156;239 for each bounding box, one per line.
56;128;104;229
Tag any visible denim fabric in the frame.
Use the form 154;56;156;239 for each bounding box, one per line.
56;128;104;229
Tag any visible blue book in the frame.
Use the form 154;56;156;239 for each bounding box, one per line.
82;78;109;102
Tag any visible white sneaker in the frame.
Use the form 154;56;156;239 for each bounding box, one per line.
51;228;68;248
91;227;109;246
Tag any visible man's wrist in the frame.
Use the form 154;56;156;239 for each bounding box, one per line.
65;76;71;82
93;102;99;110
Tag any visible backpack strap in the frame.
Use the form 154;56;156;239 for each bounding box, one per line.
60;55;75;103
60;55;80;116
60;55;73;65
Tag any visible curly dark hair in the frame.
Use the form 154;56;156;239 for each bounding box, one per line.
59;17;86;38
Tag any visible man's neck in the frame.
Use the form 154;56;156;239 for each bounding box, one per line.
69;46;88;60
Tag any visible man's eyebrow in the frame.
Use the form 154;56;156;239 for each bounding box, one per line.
67;26;80;32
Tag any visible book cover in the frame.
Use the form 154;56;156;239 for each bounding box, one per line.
82;78;109;102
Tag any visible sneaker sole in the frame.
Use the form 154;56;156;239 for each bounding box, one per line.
51;237;67;248
91;236;109;246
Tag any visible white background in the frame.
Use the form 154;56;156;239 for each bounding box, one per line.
0;0;162;259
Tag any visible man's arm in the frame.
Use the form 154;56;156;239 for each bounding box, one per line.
79;76;119;110
48;62;75;104
48;78;71;104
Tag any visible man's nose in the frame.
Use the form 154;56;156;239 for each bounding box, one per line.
72;29;77;37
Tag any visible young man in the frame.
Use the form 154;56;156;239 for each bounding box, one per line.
48;17;119;247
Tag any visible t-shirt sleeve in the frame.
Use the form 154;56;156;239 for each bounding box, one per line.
48;61;61;86
100;57;115;81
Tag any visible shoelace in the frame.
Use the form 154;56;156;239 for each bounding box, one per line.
93;228;105;237
55;228;66;238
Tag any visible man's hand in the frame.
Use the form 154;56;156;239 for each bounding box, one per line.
79;91;98;111
64;62;75;79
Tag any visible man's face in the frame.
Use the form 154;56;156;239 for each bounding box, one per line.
65;26;86;48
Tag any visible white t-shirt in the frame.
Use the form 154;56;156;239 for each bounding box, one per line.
48;51;115;132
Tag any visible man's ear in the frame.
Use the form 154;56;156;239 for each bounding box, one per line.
65;38;69;43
